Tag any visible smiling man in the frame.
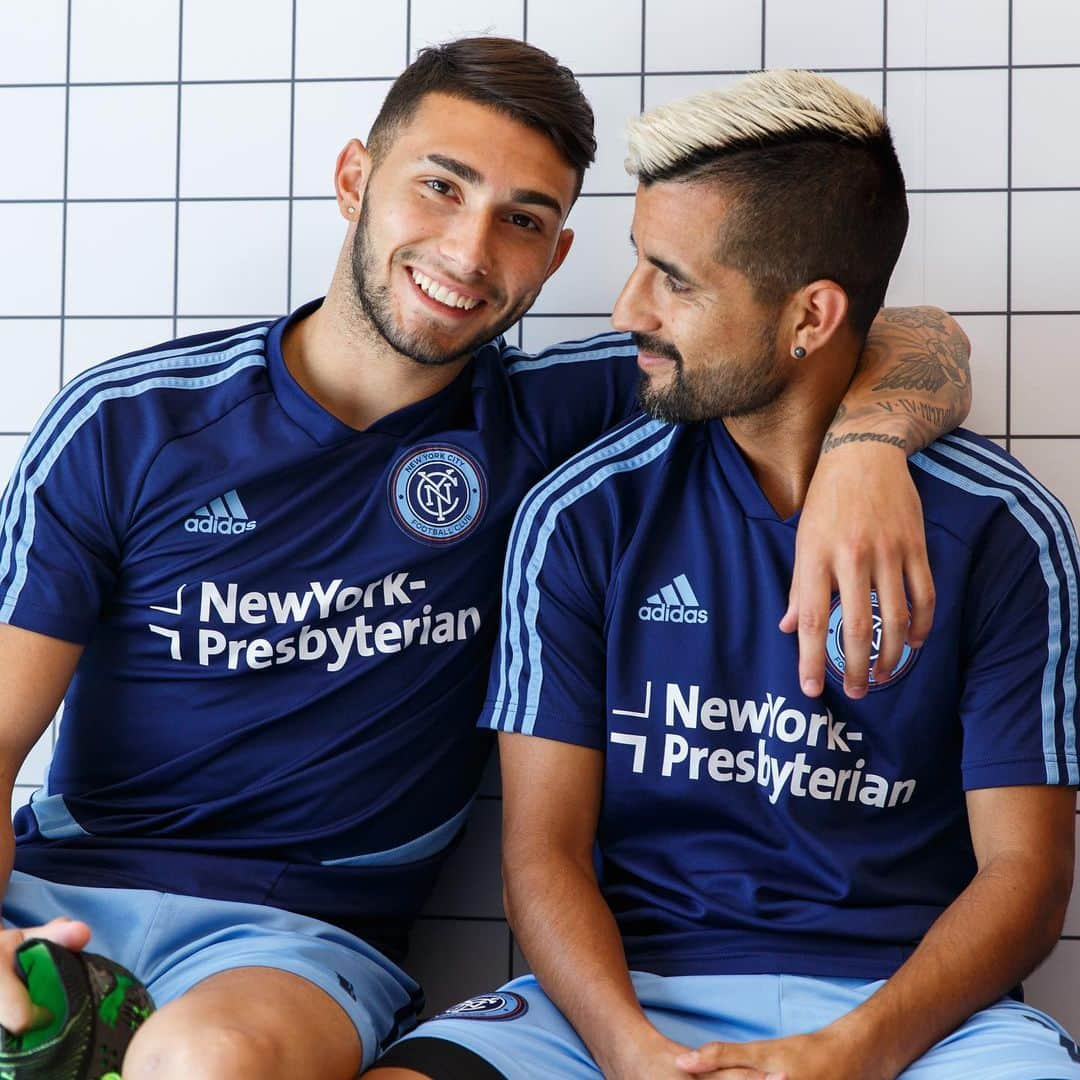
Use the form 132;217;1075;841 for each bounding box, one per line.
373;71;1078;1080
0;40;972;1080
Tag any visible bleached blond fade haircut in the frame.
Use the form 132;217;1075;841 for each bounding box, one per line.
623;70;908;337
626;70;886;180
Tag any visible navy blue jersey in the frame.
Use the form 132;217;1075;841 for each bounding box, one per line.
1;300;639;951
483;417;1080;979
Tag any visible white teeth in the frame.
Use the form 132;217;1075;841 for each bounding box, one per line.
410;268;481;311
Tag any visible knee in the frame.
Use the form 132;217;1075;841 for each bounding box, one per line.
123;1020;283;1080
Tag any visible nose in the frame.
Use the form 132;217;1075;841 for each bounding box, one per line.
439;212;493;278
612;265;660;334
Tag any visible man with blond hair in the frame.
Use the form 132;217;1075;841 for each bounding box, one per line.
373;71;1080;1080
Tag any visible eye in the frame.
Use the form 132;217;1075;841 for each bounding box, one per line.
664;274;691;295
507;212;540;231
424;178;454;195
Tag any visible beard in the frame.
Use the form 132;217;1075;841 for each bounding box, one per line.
634;323;785;424
349;189;536;367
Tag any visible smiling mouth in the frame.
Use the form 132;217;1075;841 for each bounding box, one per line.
410;268;484;312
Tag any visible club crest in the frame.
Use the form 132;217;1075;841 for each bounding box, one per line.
430;992;529;1022
389;444;486;544
825;590;920;690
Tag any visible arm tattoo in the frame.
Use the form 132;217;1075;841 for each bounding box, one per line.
870;309;971;395
825;307;973;456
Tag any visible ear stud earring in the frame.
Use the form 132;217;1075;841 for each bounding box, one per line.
793;346;806;359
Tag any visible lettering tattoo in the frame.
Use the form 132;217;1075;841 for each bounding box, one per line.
822;431;907;454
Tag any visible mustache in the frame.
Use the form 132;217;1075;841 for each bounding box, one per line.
632;332;682;365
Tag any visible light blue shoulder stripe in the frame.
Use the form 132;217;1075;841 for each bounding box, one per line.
913;446;1078;784
0;330;268;592
504;334;636;377
935;435;1079;782
518;430;676;733
0;325;268;540
320;797;473;868
489;415;665;732
0;354;267;621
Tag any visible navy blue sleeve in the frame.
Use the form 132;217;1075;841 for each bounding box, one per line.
959;477;1080;790
0;386;121;644
502;331;641;470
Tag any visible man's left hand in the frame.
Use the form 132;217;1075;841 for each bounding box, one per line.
781;441;934;700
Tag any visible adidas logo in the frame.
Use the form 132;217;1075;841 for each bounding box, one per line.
183;489;257;536
638;573;709;624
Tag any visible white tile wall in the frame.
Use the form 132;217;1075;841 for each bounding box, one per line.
67;86;178;199
0;0;67;83
527;0;641;73
887;70;1008;189
69;0;180;83
765;0;883;69
295;0;407;79
410;0;524;57
645;0;762;73
2;0;1077;1052
887;0;1009;67
0;89;66;200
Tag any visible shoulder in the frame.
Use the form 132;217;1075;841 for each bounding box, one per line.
496;329;636;378
506;413;676;551
914;429;1076;552
45;321;272;449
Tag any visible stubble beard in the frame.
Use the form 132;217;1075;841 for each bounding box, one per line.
634;324;786;424
349;190;538;367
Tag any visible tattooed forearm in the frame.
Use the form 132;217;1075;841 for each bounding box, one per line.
877;397;965;430
822;431;907;455
827;306;972;457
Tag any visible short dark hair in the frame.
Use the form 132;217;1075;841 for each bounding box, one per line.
627;72;908;338
368;37;596;199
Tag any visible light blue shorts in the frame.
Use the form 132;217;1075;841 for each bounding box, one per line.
394;971;1080;1079
2;871;422;1070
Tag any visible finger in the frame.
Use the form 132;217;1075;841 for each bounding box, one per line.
779;563;799;635
903;553;936;649
794;563;832;698
836;564;872;699
0;918;92;1033
870;568;909;685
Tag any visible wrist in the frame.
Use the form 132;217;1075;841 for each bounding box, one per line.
821;428;909;458
597;1021;675;1078
822;1010;900;1080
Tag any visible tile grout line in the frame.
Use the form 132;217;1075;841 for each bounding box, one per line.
58;0;72;394
760;0;766;70
171;0;184;338
881;0;888;111
286;0;297;313
1005;0;1014;453
640;0;647;112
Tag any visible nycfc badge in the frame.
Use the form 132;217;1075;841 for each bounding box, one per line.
431;993;529;1022
825;590;919;691
389;444;486;544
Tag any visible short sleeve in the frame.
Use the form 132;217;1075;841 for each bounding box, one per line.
960;497;1080;790
479;481;608;750
503;331;641;469
0;400;120;644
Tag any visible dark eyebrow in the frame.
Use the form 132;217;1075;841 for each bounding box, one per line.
425;154;563;219
629;231;700;287
426;153;483;186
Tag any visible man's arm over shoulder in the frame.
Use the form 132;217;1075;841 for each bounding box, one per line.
786;306;972;701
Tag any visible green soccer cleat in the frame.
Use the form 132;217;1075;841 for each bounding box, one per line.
0;940;155;1080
